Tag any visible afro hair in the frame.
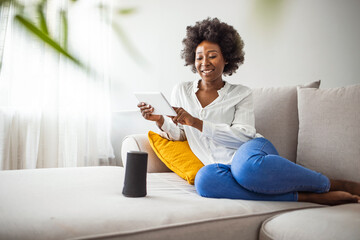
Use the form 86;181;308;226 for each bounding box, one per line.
181;17;245;76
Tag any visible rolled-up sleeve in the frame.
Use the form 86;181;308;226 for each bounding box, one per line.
160;117;186;141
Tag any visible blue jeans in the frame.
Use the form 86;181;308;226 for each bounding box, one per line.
194;138;330;201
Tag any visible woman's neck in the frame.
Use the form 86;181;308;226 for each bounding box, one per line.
198;79;225;91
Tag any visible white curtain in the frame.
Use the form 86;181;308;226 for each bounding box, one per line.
0;0;115;170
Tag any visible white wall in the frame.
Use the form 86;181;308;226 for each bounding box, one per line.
109;0;360;111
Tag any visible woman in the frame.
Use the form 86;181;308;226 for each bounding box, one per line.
138;18;360;205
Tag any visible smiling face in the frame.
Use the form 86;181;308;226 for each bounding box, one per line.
195;40;226;84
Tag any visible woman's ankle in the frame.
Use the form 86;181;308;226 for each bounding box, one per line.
329;179;360;195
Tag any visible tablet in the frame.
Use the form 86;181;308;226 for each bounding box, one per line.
134;92;177;116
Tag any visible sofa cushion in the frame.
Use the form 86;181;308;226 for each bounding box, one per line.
122;134;171;173
112;110;158;166
259;203;360;240
252;81;320;163
0;166;323;240
148;131;204;184
297;84;360;182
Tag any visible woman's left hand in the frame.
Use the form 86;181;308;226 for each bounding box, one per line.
171;107;203;131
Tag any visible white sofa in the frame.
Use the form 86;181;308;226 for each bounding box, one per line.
120;81;360;240
0;82;359;240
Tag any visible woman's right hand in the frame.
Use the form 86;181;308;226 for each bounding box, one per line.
137;102;164;127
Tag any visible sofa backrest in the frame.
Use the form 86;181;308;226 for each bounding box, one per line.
296;84;360;182
252;81;320;163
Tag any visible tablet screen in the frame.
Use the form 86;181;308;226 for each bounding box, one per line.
134;92;177;116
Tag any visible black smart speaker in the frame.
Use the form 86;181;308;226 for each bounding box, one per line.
122;151;148;197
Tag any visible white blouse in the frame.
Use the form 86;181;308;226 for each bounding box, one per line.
160;80;260;165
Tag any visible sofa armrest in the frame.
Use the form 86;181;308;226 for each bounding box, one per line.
121;134;171;173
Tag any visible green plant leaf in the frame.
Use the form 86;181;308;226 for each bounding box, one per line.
0;0;9;6
37;2;49;34
15;14;83;68
60;10;68;50
117;8;136;15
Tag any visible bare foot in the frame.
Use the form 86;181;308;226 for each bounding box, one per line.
298;191;360;206
330;179;360;195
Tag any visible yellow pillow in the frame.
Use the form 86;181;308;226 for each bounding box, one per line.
148;131;204;185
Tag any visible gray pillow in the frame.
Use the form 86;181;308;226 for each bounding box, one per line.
253;81;320;163
296;84;360;182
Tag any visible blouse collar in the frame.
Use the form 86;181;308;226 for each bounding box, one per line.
192;79;229;96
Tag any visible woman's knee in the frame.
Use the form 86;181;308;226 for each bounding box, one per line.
231;154;264;188
195;164;231;198
231;138;278;187
195;164;219;196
